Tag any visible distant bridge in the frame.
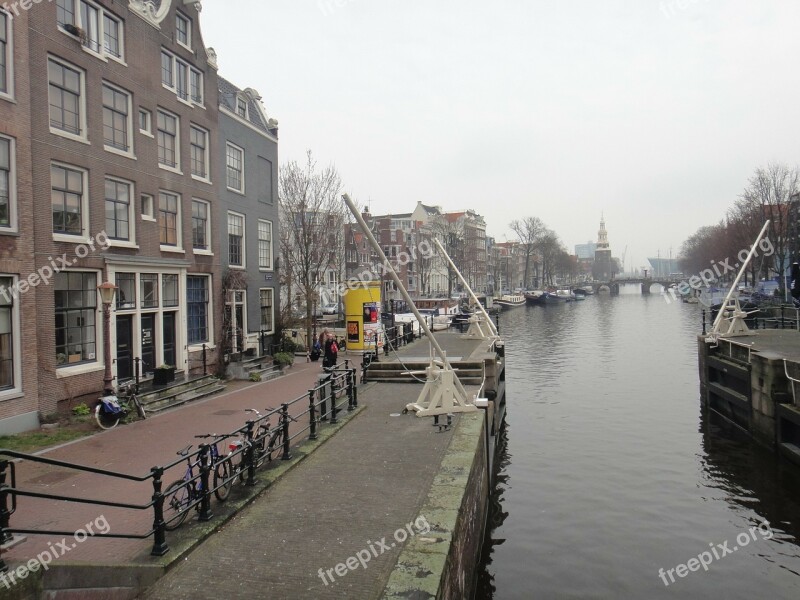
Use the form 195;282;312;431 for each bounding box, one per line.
593;279;677;295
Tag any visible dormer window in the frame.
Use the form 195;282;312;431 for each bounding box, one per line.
236;96;248;119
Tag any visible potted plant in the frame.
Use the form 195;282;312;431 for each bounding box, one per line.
153;364;176;386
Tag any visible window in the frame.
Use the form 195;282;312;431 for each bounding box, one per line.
115;272;135;309
161;50;173;87
236;96;247;118
259;289;274;333
102;83;131;152
258;220;272;270
190;125;209;179
0;136;12;228
226;143;244;192
191;199;209;251
161;49;203;106
54;272;97;366
187;275;209;344
0;10;11;98
141;194;154;220
176;12;191;48
228;212;244;267
190;69;203;104
48;58;84;137
257;157;273;204
157;109;179;169
162;274;178;308
51;164;84;236
139;109;151;135
0;276;14;389
57;1;124;61
104;178;132;241
176;60;188;101
158;191;179;246
140;273;158;308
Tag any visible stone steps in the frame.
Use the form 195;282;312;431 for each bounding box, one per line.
139;375;226;413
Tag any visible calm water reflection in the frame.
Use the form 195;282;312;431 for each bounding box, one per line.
477;287;800;599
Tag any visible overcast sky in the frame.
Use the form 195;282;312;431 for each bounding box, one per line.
201;0;800;272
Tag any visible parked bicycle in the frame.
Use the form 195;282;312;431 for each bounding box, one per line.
227;408;297;482
94;381;146;429
162;437;230;530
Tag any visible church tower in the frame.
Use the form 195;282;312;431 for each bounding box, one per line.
592;214;615;280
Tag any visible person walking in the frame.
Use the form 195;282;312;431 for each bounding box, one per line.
322;329;338;370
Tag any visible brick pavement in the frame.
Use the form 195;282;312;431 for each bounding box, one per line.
141;380;457;600
1;357;356;567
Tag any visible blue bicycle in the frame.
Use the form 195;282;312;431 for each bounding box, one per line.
162;435;231;530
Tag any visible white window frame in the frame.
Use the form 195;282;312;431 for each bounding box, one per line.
141;193;155;222
0;274;22;398
0;135;17;232
47;55;89;144
191;198;212;256
158;190;183;253
259;289;275;335
176;12;191;50
0;9;14;102
189;124;211;183
258;219;273;271
102;81;134;158
236;95;248;119
227;211;245;269
51;161;90;244
226;142;245;194
156;108;181;174
161;48;204;107
139;108;152;137
55;0;125;64
104;176;137;248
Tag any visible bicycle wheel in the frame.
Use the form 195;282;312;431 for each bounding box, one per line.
95;404;121;430
132;395;146;420
163;479;191;530
253;426;268;469
214;460;233;502
267;430;284;462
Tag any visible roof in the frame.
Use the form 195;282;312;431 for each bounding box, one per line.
218;76;278;136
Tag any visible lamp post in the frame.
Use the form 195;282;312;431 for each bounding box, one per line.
97;281;117;396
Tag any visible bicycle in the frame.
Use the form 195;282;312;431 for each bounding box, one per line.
227;408;297;482
94;381;146;429
162;438;230;530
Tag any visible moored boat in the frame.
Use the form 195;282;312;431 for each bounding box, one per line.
495;294;526;308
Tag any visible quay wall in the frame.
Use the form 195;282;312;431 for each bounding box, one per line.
382;409;490;599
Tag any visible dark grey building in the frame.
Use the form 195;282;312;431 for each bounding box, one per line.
217;78;279;357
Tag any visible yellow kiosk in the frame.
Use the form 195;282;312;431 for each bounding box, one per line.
343;282;383;353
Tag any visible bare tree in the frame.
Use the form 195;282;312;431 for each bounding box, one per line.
510;217;545;289
279;151;347;349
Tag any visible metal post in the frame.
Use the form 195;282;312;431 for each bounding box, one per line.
244;421;257;486
134;357;141;393
309;389;318;440
202;344;207;376
281;403;292;460
150;466;169;556
320;374;329;421
702;310;706;335
102;302;113;395
0;460;12;546
347;368;355;411
198;445;213;521
330;377;339;424
781;305;785;329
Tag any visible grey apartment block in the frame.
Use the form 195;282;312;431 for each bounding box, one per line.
217;78;279;356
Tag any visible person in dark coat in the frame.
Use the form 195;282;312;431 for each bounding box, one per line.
322;329;338;369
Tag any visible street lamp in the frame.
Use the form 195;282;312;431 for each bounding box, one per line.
97;281;117;396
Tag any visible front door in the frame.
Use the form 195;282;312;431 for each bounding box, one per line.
225;291;246;354
116;315;133;381
163;313;176;369
141;314;156;374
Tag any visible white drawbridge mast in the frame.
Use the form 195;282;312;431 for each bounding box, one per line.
341;194;476;417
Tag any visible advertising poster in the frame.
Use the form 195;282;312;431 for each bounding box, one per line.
347;320;360;344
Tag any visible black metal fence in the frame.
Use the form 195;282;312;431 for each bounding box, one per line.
0;364;359;570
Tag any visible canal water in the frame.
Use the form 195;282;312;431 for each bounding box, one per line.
476;285;800;599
